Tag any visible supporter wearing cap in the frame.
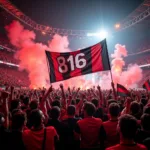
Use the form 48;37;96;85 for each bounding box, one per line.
106;114;147;150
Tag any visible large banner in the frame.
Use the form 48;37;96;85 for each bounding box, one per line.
46;39;110;83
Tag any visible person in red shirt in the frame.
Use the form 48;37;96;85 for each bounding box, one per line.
74;102;106;149
22;109;58;150
103;102;120;148
106;114;147;150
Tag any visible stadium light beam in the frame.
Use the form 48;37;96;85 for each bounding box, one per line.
99;30;108;39
87;30;108;40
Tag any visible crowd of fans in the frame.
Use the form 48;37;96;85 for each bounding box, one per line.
0;83;150;150
0;34;150;150
0;47;30;87
0;64;30;87
136;41;150;53
125;49;150;67
0;50;19;64
139;70;150;86
135;55;150;66
0;36;16;51
130;40;150;53
0;36;10;48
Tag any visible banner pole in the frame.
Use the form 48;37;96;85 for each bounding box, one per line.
45;51;51;85
105;39;117;100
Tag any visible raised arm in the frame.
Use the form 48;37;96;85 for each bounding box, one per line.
42;85;53;102
9;86;14;101
60;84;67;109
1;91;9;129
76;92;85;116
40;86;53;119
97;85;104;108
72;87;80;101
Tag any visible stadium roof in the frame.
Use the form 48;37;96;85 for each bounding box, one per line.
0;0;149;52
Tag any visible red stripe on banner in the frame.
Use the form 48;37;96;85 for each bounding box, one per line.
91;43;103;72
117;87;129;95
145;82;150;91
70;50;82;77
51;53;63;82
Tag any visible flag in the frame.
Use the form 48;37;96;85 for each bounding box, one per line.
143;79;150;91
117;84;130;97
46;39;110;83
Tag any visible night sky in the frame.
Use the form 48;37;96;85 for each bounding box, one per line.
9;0;144;30
4;0;149;52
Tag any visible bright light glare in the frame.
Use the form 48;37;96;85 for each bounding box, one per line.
99;30;108;39
87;30;108;39
87;33;100;36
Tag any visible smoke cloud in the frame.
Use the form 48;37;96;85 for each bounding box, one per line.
5;21;87;88
5;21;49;88
5;21;143;89
48;34;70;52
97;44;143;89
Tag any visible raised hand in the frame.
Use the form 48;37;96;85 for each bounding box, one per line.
97;85;101;90
78;87;80;91
49;85;53;92
68;87;70;91
60;83;63;89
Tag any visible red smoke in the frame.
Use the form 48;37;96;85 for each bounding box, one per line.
111;44;143;88
98;44;143;89
5;21;143;89
5;21;87;89
48;34;70;52
5;21;49;88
